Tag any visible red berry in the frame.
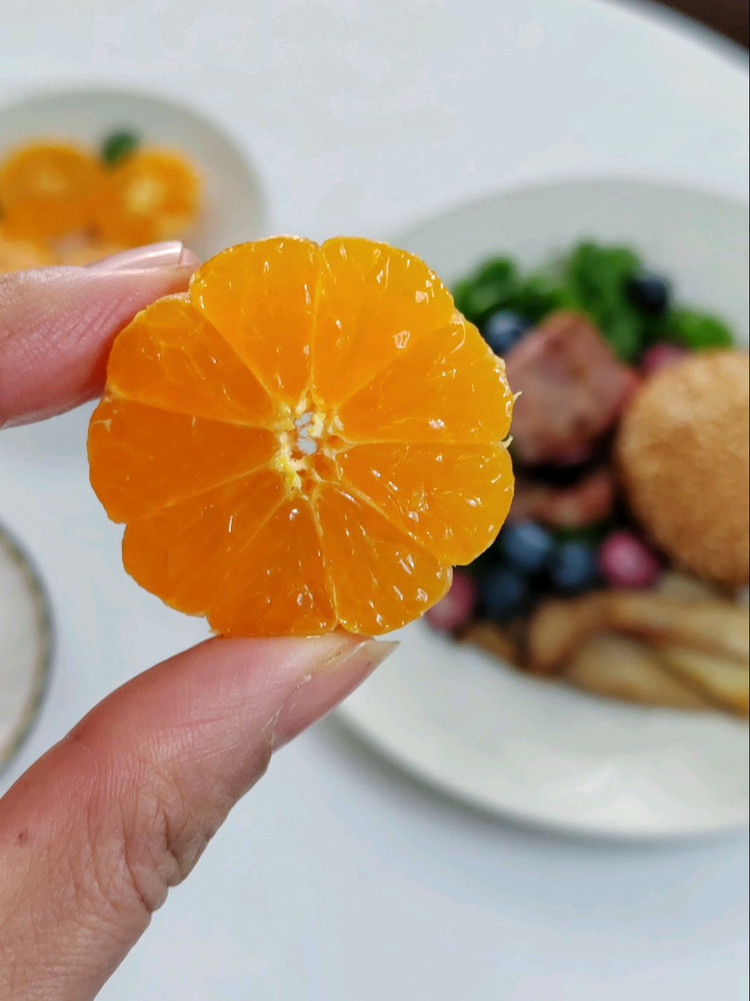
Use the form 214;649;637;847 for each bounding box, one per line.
598;530;662;589
425;570;477;631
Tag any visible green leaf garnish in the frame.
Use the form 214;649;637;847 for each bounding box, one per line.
101;130;140;167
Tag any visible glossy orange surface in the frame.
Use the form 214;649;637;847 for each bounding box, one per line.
88;236;515;636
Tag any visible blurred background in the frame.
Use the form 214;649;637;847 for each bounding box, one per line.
660;0;748;45
1;2;748;1000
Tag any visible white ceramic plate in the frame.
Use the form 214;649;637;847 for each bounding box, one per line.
0;85;267;258
338;178;750;840
0;525;52;774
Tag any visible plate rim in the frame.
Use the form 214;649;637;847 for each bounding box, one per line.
0;80;271;242
0;523;54;776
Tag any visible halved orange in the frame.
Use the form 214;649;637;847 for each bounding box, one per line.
96;148;200;246
0;141;103;239
88;237;515;636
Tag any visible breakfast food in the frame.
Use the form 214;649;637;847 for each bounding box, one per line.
0;132;201;271
618;349;749;588
505;311;637;466
0;141;103;239
526;586;749;715
88;236;515;636
563;634;712;711
96;148;200;246
428;240;749;716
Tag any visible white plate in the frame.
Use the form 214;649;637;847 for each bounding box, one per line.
0;85;268;259
338;178;750;840
0;525;52;773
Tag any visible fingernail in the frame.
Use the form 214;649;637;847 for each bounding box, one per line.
87;241;194;272
271;638;399;750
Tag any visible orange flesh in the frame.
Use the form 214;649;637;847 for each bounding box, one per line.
88;236;515;636
0;142;103;239
97;149;200;245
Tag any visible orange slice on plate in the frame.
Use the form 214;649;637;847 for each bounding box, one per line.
0;141;103;239
88;236;515;636
96;148;200;246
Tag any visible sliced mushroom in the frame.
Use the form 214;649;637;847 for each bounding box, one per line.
564;632;713;711
460;621;519;664
600;594;749;664
526;594;607;674
656;643;749;718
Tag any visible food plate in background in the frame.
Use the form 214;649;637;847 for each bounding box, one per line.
0;85;268;259
0;85;268;458
0;525;52;774
337;178;750;840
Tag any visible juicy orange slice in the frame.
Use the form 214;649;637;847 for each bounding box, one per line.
0;141;103;239
97;148;200;246
88;237;515;636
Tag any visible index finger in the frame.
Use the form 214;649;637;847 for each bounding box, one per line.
0;242;198;428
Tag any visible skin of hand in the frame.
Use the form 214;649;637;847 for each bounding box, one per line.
0;244;396;1001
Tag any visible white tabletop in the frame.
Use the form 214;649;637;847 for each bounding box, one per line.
1;2;748;999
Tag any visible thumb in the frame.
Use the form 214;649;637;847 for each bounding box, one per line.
0;633;394;1001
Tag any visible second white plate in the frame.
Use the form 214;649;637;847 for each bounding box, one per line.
338;178;750;840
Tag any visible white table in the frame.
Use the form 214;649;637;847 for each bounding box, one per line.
1;2;748;999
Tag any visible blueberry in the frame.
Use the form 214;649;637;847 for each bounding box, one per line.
496;521;554;574
548;541;599;593
481;310;530;355
626;273;670;316
478;568;530;623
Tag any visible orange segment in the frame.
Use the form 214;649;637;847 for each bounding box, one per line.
123;469;285;616
191;237;322;407
97;148;200;245
0;142;103;239
312;238;456;406
314;485;451;634
106;297;279;427
338;442;514;565
338;318;513;444
209;499;335;636
88;398;276;522
88;237;515;637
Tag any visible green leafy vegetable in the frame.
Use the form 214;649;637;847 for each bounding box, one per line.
101;130;140;167
451;241;736;362
452;257;518;324
664;308;734;350
552;523;612;548
508;272;575;322
561;242;645;361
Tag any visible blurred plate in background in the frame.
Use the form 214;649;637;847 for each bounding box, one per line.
338;177;750;840
0;85;268;260
0;525;52;773
0;85;268;458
